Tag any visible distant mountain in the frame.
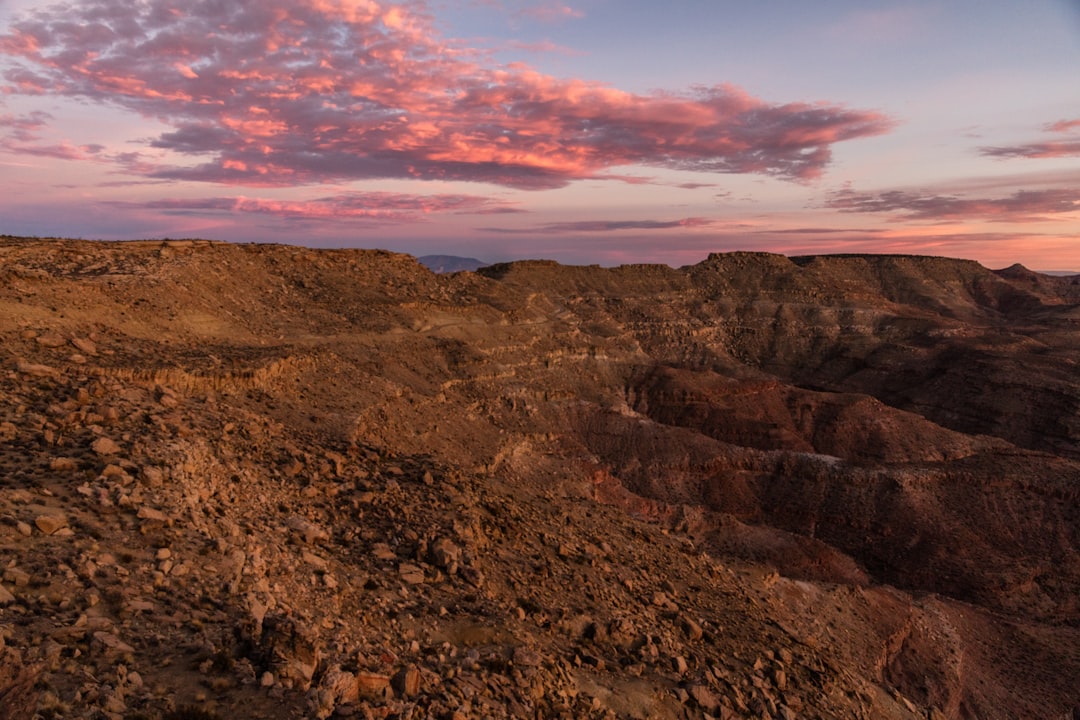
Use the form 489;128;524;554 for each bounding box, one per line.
417;254;488;273
1040;270;1079;277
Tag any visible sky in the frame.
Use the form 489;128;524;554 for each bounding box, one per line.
0;0;1078;269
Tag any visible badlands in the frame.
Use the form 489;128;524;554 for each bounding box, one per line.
0;237;1078;719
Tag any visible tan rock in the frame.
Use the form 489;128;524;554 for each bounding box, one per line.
3;568;30;587
99;464;129;481
70;337;97;355
512;647;543;667
392;665;421;698
124;599;155;614
355;672;391;699
320;666;359;705
49;457;78;472
689;683;720;713
398;564;426;584
141;466;164;486
430;537;461;571
91;436;122;456
302;551;328;570
136;506;169;523
92;631;135;655
681;616;703;641
0;584;15;606
34;513;68;535
372;543;396;560
0;422;16;441
16;360;58;377
35;334;66;348
286;516;329;544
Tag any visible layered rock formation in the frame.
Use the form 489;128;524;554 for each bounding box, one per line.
0;237;1077;719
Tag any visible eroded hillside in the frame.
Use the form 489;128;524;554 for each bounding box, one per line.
0;238;1078;720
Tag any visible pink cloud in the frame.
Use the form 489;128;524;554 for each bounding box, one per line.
503;39;584;56
0;0;892;189
111;191;520;223
481;217;715;234
1045;119;1080;133
0;111;106;159
519;2;584;23
826;187;1080;223
978;118;1080;159
6;140;99;160
979;140;1080;160
0;109;51;141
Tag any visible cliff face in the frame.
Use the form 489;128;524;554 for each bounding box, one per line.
1;237;1078;720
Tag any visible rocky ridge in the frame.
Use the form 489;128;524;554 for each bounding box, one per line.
0;237;1078;719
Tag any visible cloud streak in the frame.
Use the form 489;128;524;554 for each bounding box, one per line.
1045;119;1080;134
826;187;1080;223
0;109;99;158
481;217;715;234
0;110;51;142
110;191;520;223
978;117;1080;159
520;3;584;23
0;0;892;190
979;141;1080;160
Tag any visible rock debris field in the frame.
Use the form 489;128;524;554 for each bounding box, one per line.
0;237;1078;719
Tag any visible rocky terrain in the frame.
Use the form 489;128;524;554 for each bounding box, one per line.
0;236;1077;720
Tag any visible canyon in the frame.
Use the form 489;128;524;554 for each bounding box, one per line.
0;237;1077;719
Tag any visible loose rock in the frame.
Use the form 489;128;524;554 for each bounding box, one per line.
91;437;122;456
34;513;68;536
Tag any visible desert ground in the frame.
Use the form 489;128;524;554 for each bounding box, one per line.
1;237;1078;719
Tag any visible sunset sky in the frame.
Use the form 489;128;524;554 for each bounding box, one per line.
1;0;1078;269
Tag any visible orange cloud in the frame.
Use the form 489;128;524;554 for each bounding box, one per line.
0;0;892;189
